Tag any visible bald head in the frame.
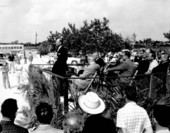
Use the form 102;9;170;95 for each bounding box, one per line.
55;38;62;47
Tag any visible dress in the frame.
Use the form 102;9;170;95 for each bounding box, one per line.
15;63;23;85
1;64;10;88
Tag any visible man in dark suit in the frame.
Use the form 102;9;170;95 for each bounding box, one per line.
52;38;68;77
0;98;28;133
152;53;169;95
52;38;68;96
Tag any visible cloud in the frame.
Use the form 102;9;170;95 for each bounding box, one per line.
0;0;170;43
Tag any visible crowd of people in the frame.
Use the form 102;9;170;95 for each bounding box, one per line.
0;86;170;133
0;37;170;133
1;52;33;89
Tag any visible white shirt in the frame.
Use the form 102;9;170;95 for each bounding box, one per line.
31;124;63;133
148;59;158;72
117;102;152;133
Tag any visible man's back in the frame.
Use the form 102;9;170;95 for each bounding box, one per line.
82;115;117;133
137;59;150;75
0;120;28;133
117;102;151;133
119;59;136;83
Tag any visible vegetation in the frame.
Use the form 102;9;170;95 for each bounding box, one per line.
164;30;170;42
40;17;127;55
18;65;170;130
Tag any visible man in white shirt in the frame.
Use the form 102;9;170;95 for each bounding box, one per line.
145;51;158;74
116;86;153;133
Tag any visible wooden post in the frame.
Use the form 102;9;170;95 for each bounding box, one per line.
148;74;153;98
64;78;68;114
166;73;170;97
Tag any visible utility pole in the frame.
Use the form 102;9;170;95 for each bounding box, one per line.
35;32;37;45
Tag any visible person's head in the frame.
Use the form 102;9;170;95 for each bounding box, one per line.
63;112;84;133
93;52;99;60
161;53;169;62
145;49;151;56
55;38;62;47
125;86;137;102
16;59;21;64
154;105;170;128
87;54;96;64
35;102;53;124
147;51;156;61
1;98;18;122
122;51;131;61
78;92;105;115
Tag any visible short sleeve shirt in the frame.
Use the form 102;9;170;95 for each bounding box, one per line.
116;102;151;133
148;59;158;72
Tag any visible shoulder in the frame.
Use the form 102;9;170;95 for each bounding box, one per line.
117;106;126;115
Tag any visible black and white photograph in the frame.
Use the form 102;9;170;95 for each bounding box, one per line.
0;0;170;133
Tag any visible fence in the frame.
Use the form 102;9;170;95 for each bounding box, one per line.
24;63;170;129
31;64;170;111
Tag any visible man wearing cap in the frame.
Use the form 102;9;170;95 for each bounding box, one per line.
78;92;117;133
116;86;153;133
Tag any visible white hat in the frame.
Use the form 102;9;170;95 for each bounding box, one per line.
78;92;105;114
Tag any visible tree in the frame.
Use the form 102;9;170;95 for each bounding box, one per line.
163;31;170;42
38;41;50;56
46;17;125;55
11;40;19;44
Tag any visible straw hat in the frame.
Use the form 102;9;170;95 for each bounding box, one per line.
78;92;105;114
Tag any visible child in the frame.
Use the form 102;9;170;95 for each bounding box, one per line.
1;61;10;89
15;59;23;87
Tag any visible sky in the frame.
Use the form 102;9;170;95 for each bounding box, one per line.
0;0;170;43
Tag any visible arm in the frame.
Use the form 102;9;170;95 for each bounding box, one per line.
145;70;151;75
143;126;153;133
107;62;127;72
143;112;153;133
118;128;128;133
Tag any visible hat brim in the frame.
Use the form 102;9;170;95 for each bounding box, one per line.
78;95;105;114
